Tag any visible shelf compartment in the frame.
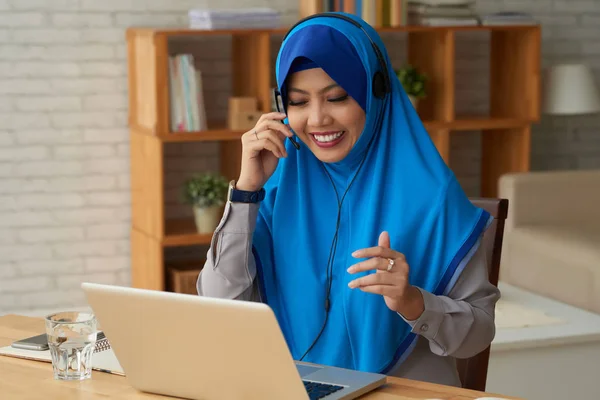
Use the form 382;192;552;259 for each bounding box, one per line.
490;27;541;121
408;29;454;122
163;219;214;247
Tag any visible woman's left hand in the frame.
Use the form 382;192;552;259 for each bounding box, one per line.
347;231;424;320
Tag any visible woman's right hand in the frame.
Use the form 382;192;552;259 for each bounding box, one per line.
236;112;294;192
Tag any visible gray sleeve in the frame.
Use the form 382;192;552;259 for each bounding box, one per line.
401;238;500;358
196;201;261;302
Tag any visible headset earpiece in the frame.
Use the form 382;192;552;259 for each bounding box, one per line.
372;71;387;99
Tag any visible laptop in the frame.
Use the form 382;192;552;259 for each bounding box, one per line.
81;282;387;400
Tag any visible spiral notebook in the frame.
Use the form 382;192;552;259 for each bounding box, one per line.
0;331;124;376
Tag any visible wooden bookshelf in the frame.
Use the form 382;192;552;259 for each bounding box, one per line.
127;24;541;291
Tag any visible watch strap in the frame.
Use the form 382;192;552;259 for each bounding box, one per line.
228;181;265;203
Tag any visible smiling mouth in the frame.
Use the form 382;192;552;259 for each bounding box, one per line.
310;131;346;147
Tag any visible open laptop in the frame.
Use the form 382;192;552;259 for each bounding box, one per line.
81;282;386;400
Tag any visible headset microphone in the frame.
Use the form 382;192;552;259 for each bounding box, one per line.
273;88;301;150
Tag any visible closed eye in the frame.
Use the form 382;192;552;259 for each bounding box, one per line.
328;94;348;102
288;100;307;107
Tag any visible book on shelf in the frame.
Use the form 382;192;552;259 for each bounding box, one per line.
168;54;208;133
407;0;478;26
299;0;408;27
188;8;281;30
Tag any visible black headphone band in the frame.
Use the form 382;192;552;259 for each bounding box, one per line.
282;12;391;99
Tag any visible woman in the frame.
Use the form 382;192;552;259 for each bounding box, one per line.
197;12;500;386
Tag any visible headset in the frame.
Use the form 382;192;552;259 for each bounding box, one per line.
274;12;391;150
276;13;392;362
281;12;392;100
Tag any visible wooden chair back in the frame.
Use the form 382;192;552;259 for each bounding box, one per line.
456;198;509;391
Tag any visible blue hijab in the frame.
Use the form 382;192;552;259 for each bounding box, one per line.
252;12;491;374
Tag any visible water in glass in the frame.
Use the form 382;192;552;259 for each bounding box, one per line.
45;311;97;381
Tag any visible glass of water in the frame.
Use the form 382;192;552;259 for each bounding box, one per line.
44;311;97;381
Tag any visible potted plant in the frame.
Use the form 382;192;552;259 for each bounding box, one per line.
395;65;427;110
182;172;229;234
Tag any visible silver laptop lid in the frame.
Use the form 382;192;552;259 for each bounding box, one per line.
82;282;309;400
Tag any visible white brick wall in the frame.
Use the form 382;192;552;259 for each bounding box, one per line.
0;0;599;315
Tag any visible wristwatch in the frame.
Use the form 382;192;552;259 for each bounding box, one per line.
227;180;266;203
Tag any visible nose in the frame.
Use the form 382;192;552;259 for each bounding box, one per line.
307;102;333;127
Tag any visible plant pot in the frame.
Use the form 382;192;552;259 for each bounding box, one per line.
193;205;222;234
408;95;419;110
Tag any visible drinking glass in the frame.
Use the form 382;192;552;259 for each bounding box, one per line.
44;311;97;381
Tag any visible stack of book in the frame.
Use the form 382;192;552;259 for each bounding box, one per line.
188;8;281;30
168;54;207;133
407;0;478;26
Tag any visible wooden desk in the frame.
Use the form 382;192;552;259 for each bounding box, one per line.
0;315;516;400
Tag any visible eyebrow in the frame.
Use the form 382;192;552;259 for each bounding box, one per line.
288;83;340;94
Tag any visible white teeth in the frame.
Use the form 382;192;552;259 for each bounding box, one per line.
314;131;343;143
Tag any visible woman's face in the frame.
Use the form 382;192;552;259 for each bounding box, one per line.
286;68;366;163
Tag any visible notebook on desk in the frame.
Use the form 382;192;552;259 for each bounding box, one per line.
0;331;124;376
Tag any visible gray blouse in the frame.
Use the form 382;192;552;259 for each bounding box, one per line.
197;200;500;387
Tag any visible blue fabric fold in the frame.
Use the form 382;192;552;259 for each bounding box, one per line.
252;12;491;373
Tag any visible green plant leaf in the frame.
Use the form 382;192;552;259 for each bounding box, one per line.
182;172;229;208
395;63;427;98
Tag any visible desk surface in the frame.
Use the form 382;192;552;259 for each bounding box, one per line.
0;315;517;400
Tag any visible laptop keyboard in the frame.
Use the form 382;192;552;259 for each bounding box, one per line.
303;380;344;399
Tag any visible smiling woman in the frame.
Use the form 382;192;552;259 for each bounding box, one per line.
286;67;366;163
196;11;500;388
